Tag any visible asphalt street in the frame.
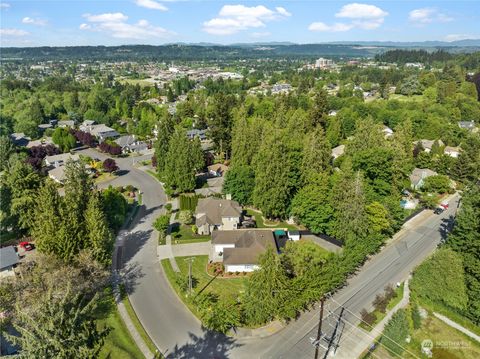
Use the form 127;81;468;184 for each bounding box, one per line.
86;148;460;359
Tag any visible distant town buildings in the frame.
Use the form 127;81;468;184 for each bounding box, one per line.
315;57;334;69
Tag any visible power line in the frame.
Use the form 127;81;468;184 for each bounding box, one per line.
328;298;420;359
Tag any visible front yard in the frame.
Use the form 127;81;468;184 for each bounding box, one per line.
161;255;247;318
170;223;210;244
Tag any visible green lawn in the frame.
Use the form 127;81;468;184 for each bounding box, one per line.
171;223;210;244
389;94;425;102
363;309;480;359
161;256;246;317
246;208;300;231
97;292;144;359
359;283;405;331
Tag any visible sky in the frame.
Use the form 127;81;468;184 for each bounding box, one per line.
1;1;479;47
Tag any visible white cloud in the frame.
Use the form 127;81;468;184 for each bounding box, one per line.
0;3;10;8
81;12;173;40
308;22;353;32
275;7;291;17
0;28;29;36
335;3;388;19
203;5;291;35
409;8;453;25
135;0;168;11
22;16;48;26
309;3;387;32
84;12;128;23
444;34;476;42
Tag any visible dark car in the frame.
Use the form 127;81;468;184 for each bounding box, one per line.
434;207;444;215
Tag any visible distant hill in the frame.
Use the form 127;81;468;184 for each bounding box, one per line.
1;41;479;62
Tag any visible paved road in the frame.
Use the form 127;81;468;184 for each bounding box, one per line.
85;148;460;358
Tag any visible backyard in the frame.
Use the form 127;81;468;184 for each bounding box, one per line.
246;208;301;231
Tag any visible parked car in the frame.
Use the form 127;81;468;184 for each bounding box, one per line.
434;207;444;215
440;201;449;209
18;241;34;251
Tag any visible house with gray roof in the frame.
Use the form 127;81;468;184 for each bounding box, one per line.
9;133;30;147
45;153;80;168
211;230;277;272
410;168;438;190
458;121;477;132
195;198;242;235
0;246;18;278
115;135;148;154
57;120;75;128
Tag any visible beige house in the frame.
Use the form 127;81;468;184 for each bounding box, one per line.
211;230;277;272
410;168;438;190
195;198;242;235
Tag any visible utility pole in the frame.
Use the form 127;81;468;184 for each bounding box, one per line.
314;297;325;359
184;257;195;296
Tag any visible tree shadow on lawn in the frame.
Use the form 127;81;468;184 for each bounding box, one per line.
166;330;242;359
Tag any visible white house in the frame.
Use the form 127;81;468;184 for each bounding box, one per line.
383;126;394;138
288;230;301;241
444;146;461;158
410;168;438;190
331;145;345;160
195;198;242;235
211;230;277;273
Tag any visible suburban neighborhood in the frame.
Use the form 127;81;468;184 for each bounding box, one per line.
1;2;480;358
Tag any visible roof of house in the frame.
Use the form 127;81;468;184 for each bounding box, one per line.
331;145;345;159
45;153;79;166
444;146;461;153
213;230;277;266
409;168;438;186
206;176;224;188
416;139;445;150
57;120;75;127
458;121;475;129
115;135;136;147
195;198;242;226
0;246;18;270
89;124;119;138
9;133;30;146
48;166;67;183
194;187;222;197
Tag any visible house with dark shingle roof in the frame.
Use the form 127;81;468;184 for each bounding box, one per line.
195;198;242;235
0;246;18;278
212;230;277;272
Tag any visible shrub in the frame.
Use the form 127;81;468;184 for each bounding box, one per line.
165;203;172;212
380;309;409;356
191;225;198;234
103;158;118;173
360;309;376;327
373;293;388;313
179;194;199;211
411;303;422;330
384;285;396;302
153;215;170;236
178;210;193;225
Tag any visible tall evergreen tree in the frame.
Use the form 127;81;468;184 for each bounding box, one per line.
6;289;108;359
208;93;235;159
163;128;197;193
243;246;289;325
309;89;328;129
153;114;175;174
33;180;62;256
84;193;114;266
253;132;295;218
332;160;368;243
301;126;331;183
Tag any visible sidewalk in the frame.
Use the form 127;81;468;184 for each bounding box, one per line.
164;198;180;272
112;279;155;359
433;312;480;343
335;280;411;359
